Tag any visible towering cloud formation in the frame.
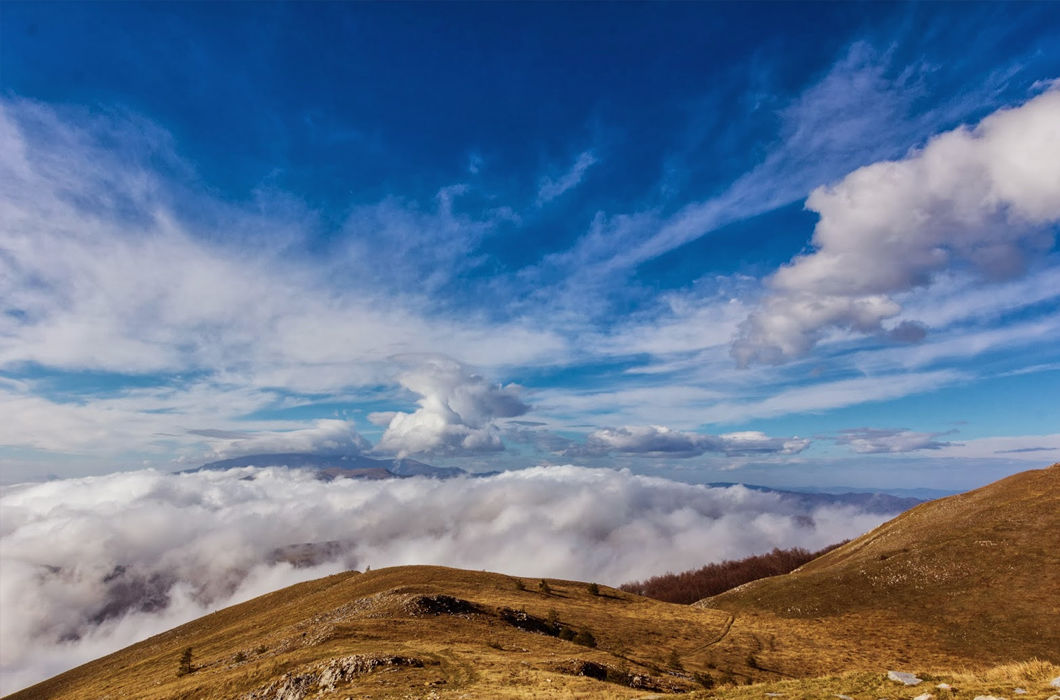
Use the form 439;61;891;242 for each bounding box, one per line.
733;86;1060;365
0;465;891;693
372;357;530;456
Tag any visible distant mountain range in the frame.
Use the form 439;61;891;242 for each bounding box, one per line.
706;482;924;514
190;453;924;514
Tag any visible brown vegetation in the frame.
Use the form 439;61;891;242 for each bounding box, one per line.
702;462;1060;667
620;542;846;604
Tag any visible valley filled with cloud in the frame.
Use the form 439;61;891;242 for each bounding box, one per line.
0;466;892;692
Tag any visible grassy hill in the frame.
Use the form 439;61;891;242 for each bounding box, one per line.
9;464;1059;699
699;462;1060;667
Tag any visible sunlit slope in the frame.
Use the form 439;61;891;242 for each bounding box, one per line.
701;462;1060;664
10;565;746;699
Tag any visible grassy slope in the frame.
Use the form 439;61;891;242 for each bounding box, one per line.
700;463;1060;668
11;566;743;699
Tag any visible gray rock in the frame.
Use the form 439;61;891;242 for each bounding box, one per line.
888;670;923;686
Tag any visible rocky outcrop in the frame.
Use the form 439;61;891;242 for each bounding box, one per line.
240;654;423;700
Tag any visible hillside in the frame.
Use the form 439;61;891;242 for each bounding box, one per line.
9;464;1059;699
699;462;1060;666
9;566;745;699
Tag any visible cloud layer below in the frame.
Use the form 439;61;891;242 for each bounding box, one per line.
0;465;892;693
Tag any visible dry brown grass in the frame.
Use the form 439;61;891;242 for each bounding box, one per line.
694;660;1060;699
701;462;1060;668
9;566;746;699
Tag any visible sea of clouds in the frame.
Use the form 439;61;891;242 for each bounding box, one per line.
0;465;894;692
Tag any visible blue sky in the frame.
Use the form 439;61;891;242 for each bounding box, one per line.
1;2;1059;488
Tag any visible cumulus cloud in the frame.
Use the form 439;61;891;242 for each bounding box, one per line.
733;85;1060;366
834;427;957;454
582;425;810;458
0;465;891;693
373;357;530;457
200;419;371;458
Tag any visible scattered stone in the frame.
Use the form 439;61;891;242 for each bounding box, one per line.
498;607;555;635
937;683;953;690
404;595;480;617
913;694;934;700
836;695;854;700
1014;689;1027;695
888;670;923;686
971;696;1007;700
559;659;608;681
1047;695;1060;700
1053;678;1060;689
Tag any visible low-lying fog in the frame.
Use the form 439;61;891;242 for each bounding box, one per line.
0;465;893;692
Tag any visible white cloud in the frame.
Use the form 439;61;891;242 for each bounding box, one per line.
931;433;1060;462
733;86;1060;365
202;419;371;459
0;98;566;388
374;356;530;457
0;465;892;693
697;369;964;424
536;150;598;204
834;427;957;454
583;425;809;458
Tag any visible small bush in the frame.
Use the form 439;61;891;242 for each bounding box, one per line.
513;578;526;591
587;582;600;596
573;629;597;648
177;647;194;676
233;650;247;663
538;579;552;595
547;608;560;632
668;648;684;671
694;671;715;689
558;627;576;641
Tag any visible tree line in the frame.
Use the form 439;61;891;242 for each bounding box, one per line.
619;542;846;605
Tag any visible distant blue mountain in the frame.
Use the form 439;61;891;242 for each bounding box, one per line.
706;482;925;513
190;453;466;480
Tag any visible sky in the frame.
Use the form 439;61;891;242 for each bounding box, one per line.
2;2;1060;490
